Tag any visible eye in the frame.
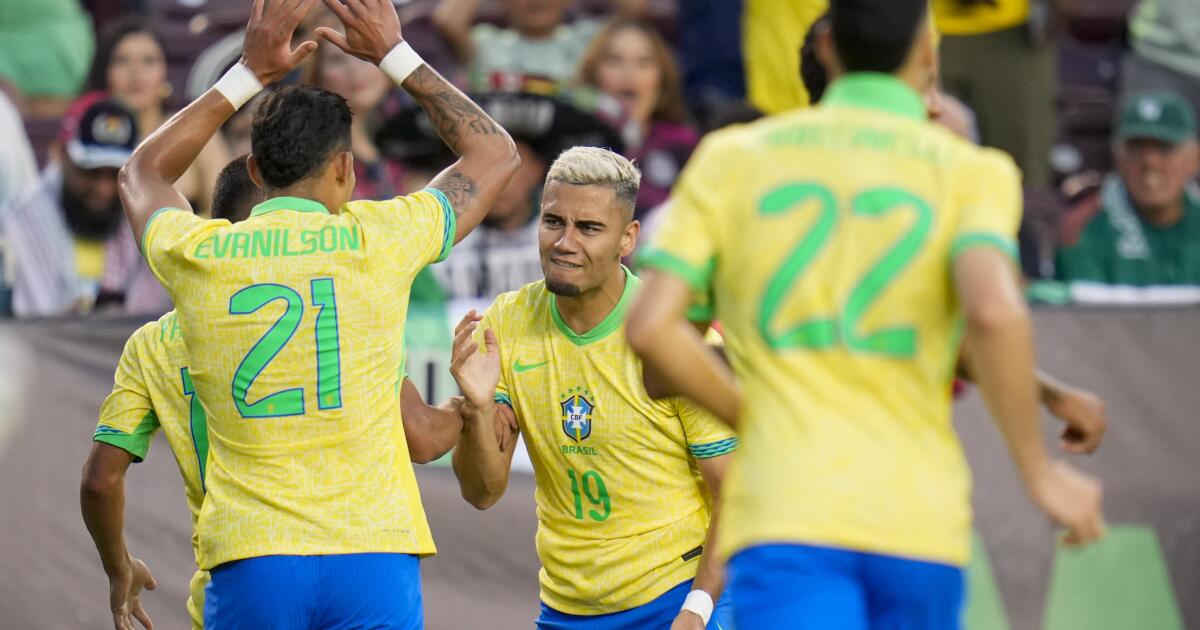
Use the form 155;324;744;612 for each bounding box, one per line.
543;216;563;227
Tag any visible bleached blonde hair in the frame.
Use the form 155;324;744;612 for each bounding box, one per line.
545;146;641;218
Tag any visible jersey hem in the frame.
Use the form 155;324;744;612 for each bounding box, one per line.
949;232;1018;263
93;432;149;462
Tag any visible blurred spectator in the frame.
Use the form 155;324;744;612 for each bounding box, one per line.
1122;0;1200;124
743;0;828;114
0;0;94;116
0;88;39;315
676;0;747;126
432;0;645;91
579;19;697;219
85;19;231;215
305;35;407;200
1057;90;1200;286
0;98;169;317
935;0;1055;187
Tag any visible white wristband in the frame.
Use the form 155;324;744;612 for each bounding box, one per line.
213;63;263;110
681;590;714;625
378;41;424;85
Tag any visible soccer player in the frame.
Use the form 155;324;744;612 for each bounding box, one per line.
115;0;518;626
449;147;736;630
81;157;472;630
626;0;1105;627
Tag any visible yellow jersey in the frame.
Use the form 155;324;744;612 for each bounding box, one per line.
480;272;737;614
933;0;1030;35
142;191;453;568
743;0;829;113
95;311;209;629
640;73;1022;567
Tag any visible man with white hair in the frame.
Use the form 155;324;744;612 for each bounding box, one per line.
448;146;735;629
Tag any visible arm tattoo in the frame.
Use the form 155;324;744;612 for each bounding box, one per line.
430;168;476;216
406;65;501;154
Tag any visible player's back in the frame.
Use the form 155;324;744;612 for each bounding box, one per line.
143;191;453;568
647;75;1022;566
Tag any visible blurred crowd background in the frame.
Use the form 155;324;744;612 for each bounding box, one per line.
0;0;1197;331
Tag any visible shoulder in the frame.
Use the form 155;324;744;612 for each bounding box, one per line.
489;280;549;319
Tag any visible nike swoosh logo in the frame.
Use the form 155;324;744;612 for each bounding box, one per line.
513;359;550;374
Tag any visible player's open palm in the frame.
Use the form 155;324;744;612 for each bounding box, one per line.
240;0;319;84
451;310;500;409
316;0;404;65
109;557;157;630
1031;459;1106;547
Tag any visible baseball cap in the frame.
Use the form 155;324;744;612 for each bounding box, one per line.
64;98;139;170
1116;90;1198;145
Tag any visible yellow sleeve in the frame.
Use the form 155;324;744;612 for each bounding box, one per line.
95;326;161;462
676;397;738;459
637;134;733;292
341;189;455;269
141;208;206;286
743;0;828;113
950;150;1023;263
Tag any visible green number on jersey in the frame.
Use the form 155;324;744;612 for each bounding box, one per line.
180;367;208;491
229;280;344;418
757;184;932;358
568;469;611;522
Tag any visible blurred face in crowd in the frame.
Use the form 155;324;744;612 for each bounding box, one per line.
486;142;546;230
539;182;638;297
1116;137;1200;224
60;158;123;239
504;0;569;38
317;42;391;115
106;31;168;116
594;25;662;128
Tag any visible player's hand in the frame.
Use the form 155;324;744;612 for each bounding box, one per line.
316;0;404;66
108;556;157;630
450;310;501;409
1029;459;1106;547
239;0;319;85
1045;385;1107;455
669;610;707;630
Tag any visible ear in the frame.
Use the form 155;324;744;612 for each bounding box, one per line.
246;154;265;190
620;218;640;259
335;151;353;184
815;22;840;78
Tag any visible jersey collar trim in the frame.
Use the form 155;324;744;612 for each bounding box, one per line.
250;196;331;217
823;73;925;121
550;266;640;346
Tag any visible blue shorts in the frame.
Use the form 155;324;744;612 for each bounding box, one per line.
728;544;964;630
205;553;422;630
537;579;735;630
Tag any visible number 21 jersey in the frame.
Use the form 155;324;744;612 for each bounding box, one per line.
142;191;454;569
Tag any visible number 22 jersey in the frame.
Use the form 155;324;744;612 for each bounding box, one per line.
142;192;453;569
480;271;737;615
641;74;1024;567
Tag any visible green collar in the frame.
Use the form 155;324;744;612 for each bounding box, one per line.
249;196;331;217
823;73;926;121
550;266;640;346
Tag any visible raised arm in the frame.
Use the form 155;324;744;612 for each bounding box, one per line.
120;0;319;246
430;0;481;63
447;311;519;509
80;443;157;630
316;0;519;245
954;248;1105;546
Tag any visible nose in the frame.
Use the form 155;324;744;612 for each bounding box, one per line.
554;226;581;254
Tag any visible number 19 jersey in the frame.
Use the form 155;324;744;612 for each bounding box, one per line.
480;272;737;615
142;192;453;569
641;74;1023;567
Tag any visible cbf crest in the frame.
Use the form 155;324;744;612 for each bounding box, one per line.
560;387;595;443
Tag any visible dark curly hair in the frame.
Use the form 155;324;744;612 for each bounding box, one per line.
212;155;262;223
832;0;928;74
250;85;352;189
